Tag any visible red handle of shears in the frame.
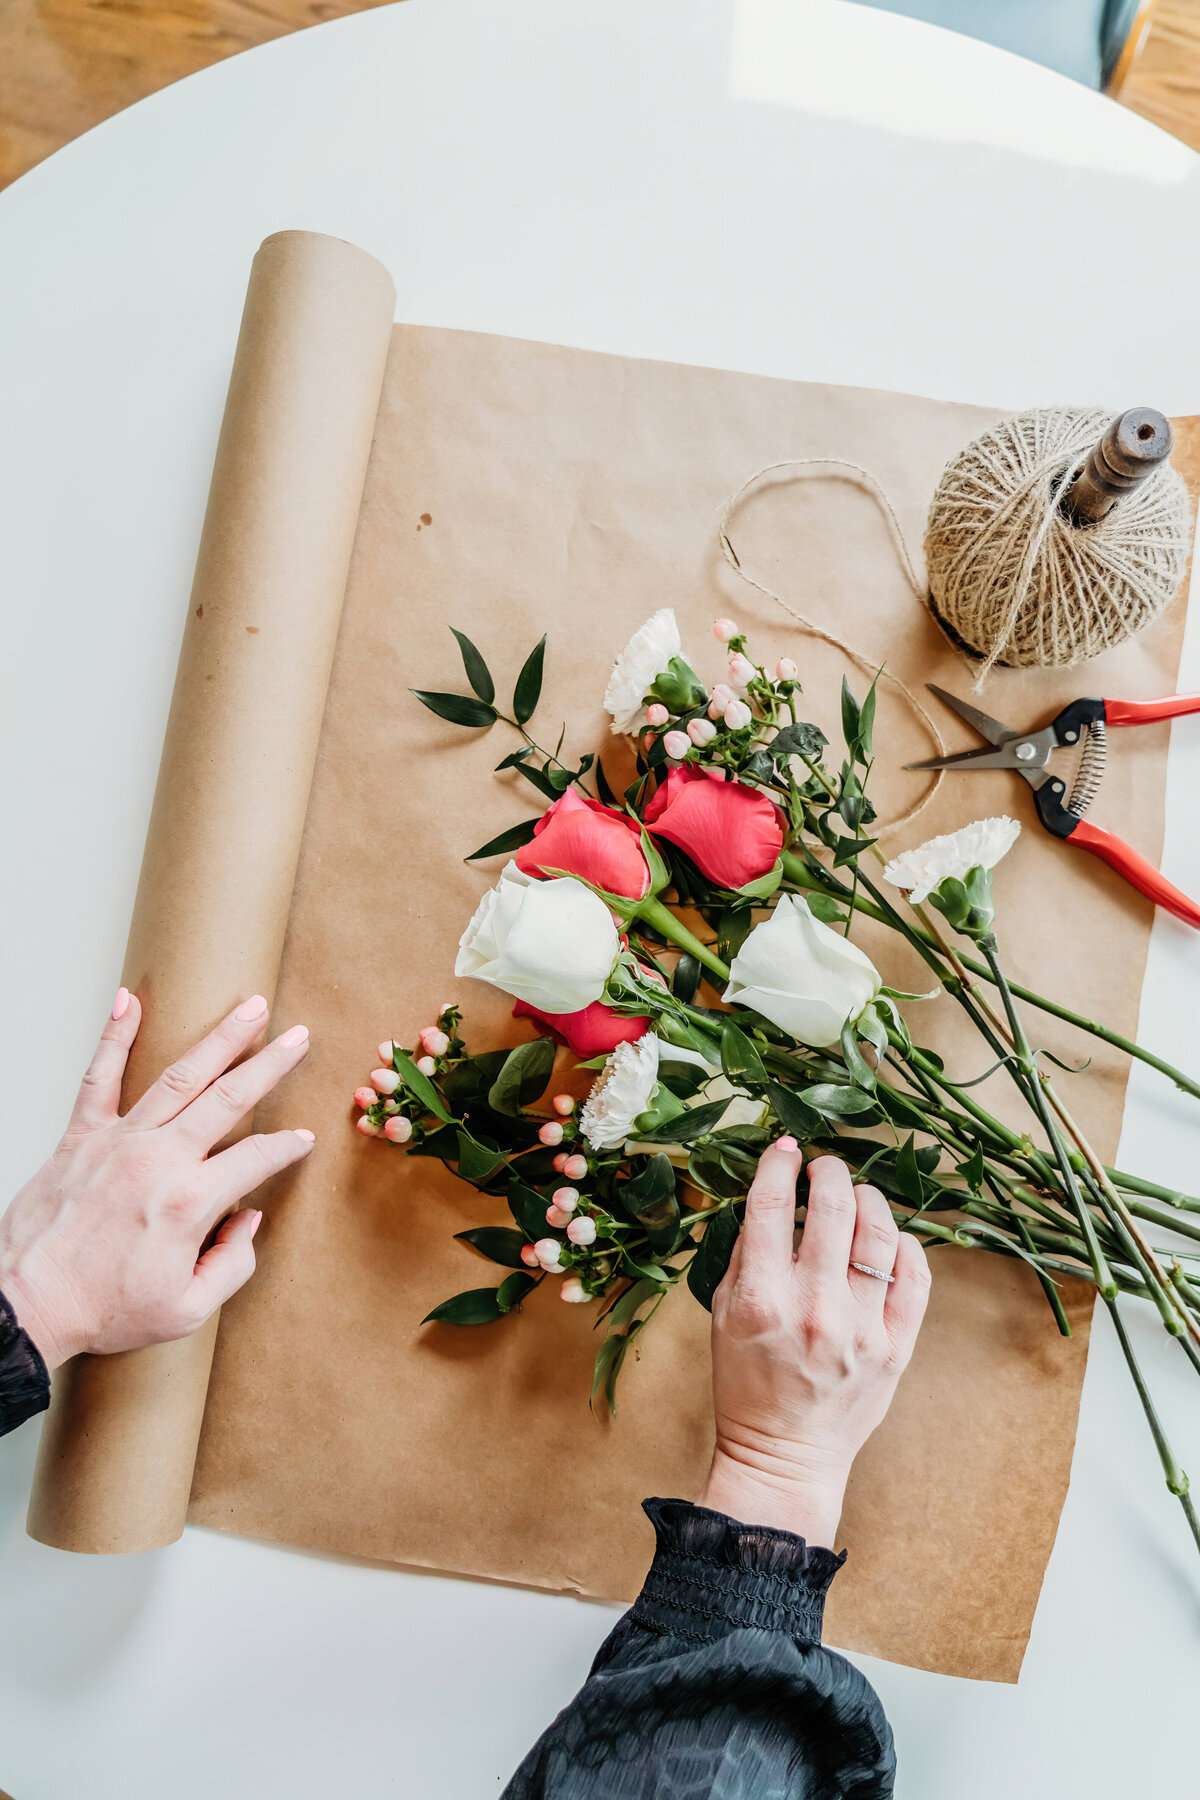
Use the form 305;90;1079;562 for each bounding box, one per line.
1066;818;1200;928
1104;694;1200;727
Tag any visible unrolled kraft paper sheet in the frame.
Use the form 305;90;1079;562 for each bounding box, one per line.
28;231;1200;1683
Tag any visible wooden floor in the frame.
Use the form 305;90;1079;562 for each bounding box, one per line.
1;0;1200;191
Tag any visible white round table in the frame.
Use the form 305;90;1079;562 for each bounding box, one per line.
3;2;1200;1792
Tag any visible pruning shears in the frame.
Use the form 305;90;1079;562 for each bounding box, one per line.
907;685;1200;928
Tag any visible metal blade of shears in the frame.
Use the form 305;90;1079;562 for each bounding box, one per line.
924;684;1015;746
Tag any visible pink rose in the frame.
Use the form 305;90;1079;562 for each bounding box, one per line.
644;766;785;890
516;788;649;899
512;998;650;1060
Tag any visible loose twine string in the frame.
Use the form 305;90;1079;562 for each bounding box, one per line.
717;456;947;834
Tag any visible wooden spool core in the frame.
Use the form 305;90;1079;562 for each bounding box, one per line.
1063;406;1174;524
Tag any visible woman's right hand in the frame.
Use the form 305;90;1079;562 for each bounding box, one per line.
698;1144;931;1547
0;990;314;1371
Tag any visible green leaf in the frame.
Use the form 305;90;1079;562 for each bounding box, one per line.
839;1018;877;1093
956;1143;985;1194
392;1048;453;1122
764;1080;823;1137
768;721;828;760
840;677;861;757
604;1277;660;1332
736;860;783;901
410;689;497;728
442;1050;510;1115
720;1019;768;1086
619;1250;673;1286
858;676;878;762
595;760;620;807
804;894;846;926
892;1134;926;1205
488;1036;558;1115
454;1131;509;1183
800;1082;880;1119
513;761;561;801
466;818;540;860
513;636;546;725
717;906;754;966
591;1332;631;1415
649;655;707;714
497;1270;537;1312
630;1084;687;1137
671;954;701;1003
638;1097;729;1143
507;1180;551;1240
454;1226;531;1269
449;627;495;704
422;1286;506;1326
495;746;534;771
620;1154;680;1249
687;1206;740;1311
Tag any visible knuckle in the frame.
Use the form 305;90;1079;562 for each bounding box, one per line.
160;1059;199;1098
729;1280;784;1335
209;1074;244;1114
247;1133;282;1177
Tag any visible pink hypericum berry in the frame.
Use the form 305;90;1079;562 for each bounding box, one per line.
567;1216;597;1246
552;1186;580;1213
353;1086;377;1112
545;1205;572;1228
687;717;717;747
645;703;670;727
534;1237;564;1270
552;1152;569;1173
419;1026;450;1057
560;1277;591;1303
356;1116;382;1137
724;699;752;731
383;1115;413;1143
539;1121;565;1147
383;1098;401;1114
415;1055;437;1077
728;652;755;687
562;1153;589;1181
520;1243;541;1268
552;1094;576;1117
712;619;738;642
776;657;798;680
663;729;691;761
377;1040;395;1064
708;682;736;720
371;1068;401;1095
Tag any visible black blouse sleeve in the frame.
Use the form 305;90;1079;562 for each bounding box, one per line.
0;1287;51;1437
502;1497;895;1800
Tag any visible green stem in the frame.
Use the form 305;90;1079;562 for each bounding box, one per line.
637;894;730;982
1105;1297;1200;1556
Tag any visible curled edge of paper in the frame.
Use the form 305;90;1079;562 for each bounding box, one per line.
25;230;396;1554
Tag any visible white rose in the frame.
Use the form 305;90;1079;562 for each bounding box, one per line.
455;863;619;1014
882;815;1021;905
603;608;682;735
722;894;880;1048
581;1033;661;1149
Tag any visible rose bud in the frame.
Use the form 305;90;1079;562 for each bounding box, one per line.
377;1040;395;1064
552;1094;576;1117
662;729;691;761
415;1055;437;1077
728;652;755;688
383;1115;413;1143
545;1205;572;1228
371;1068;401;1095
551;1186;580;1213
419;1026;450;1057
520;1243;541;1268
552;1152;569;1173
645;702;670;727
539;1121;565;1147
687;717;717;747
353;1086;377;1112
562;1153;589;1180
776;657;798;680
356;1115;382;1137
560;1277;592;1303
723;699;752;731
567;1215;597;1246
707;681;736;720
534;1237;564;1270
711;618;738;642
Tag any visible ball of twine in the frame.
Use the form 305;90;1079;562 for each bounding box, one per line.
924;406;1192;683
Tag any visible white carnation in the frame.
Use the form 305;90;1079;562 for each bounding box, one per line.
581;1033;661;1149
603;608;682;735
882;816;1021;905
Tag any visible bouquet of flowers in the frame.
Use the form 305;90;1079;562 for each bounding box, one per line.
354;608;1200;1554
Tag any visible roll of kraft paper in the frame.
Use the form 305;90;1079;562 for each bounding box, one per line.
27;232;396;1554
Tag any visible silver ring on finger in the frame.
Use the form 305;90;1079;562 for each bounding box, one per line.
850;1261;895;1284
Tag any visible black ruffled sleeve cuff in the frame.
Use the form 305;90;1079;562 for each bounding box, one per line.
628;1496;846;1648
0;1287;51;1437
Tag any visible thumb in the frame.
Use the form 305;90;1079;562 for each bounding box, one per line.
186;1208;261;1324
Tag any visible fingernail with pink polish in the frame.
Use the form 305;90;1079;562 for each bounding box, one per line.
236;995;269;1022
777;1135;799;1152
111;987;130;1021
278;1024;309;1049
248;1209;263;1237
294;1128;316;1144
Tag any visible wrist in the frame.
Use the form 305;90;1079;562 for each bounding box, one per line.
0;1253;81;1372
699;1443;850;1548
